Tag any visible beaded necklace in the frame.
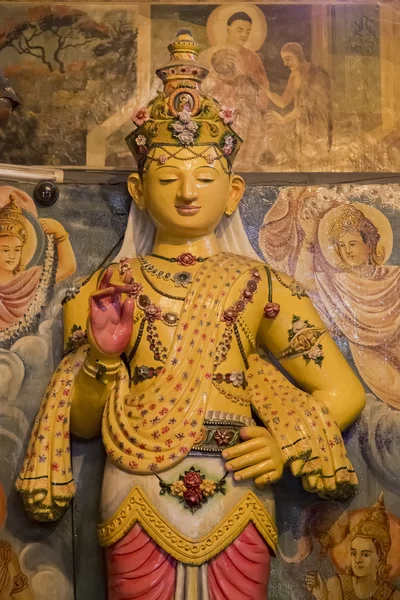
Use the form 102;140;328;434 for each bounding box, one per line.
139;255;193;289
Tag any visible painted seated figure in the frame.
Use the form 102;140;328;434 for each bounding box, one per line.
17;31;365;600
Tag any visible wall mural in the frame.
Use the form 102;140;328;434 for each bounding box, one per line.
0;4;138;166
0;179;397;599
1;2;399;171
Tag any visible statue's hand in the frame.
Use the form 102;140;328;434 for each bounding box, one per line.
305;572;328;600
222;426;284;489
89;267;135;356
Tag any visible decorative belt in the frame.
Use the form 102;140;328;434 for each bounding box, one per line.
191;418;245;454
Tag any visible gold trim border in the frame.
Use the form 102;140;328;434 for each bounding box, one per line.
98;486;278;565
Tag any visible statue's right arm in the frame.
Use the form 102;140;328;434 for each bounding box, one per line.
63;268;122;440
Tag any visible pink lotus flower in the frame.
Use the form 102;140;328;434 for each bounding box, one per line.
219;107;235;124
132;107;149;126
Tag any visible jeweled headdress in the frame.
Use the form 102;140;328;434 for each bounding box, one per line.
350;492;391;555
0;193;27;243
126;30;242;172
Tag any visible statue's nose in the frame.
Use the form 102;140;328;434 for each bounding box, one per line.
177;175;199;203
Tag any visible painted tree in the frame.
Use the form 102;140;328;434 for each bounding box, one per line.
0;6;110;73
92;17;138;65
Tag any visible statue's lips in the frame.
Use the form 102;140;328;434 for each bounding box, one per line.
175;205;201;216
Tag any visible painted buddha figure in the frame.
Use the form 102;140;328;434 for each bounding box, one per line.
17;31;365;599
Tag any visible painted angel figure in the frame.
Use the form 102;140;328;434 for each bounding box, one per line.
17;32;365;600
0;187;76;348
306;494;400;600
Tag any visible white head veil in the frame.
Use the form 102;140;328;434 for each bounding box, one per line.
115;201;260;261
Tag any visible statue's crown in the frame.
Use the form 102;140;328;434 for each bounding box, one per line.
126;30;242;171
0;193;27;243
350;492;391;554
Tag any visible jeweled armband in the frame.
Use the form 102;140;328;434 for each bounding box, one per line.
83;354;120;385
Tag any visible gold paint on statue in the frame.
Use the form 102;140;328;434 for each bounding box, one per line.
97;486;278;562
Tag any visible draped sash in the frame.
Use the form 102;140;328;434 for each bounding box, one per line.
102;253;260;474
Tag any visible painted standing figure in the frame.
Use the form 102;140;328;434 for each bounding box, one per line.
266;42;332;169
17;32;365;599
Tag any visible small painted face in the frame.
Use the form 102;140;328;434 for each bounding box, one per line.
281;52;300;71
139;147;241;238
227;20;252;47
0;235;23;273
337;231;371;268
351;537;380;578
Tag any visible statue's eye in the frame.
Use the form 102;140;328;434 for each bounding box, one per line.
197;177;214;183
159;178;178;184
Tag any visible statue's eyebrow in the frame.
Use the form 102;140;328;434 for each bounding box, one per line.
155;165;180;171
194;164;218;173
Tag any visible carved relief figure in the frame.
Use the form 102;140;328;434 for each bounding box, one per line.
266;43;332;169
17;32;365;599
0;187;76;348
0;484;33;600
306;494;400;600
199;6;269;170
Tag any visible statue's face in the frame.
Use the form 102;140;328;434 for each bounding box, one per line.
227;20;252;47
130;147;244;239
281;51;300;71
337;231;371;268
350;537;380;578
0;235;23;273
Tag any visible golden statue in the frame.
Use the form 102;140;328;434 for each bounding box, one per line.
16;31;365;599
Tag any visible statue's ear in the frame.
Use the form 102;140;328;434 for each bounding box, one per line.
225;174;245;217
127;173;145;210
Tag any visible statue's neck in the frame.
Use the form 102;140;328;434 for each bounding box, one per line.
151;232;221;259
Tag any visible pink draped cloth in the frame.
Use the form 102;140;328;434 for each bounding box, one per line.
0;267;42;329
106;524;176;600
208;522;271;600
107;522;271;600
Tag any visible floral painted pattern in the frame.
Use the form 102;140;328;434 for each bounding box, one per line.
64;324;87;354
158;466;226;513
286;315;325;366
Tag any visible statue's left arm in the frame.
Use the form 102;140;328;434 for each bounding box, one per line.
241;267;366;498
257;269;365;431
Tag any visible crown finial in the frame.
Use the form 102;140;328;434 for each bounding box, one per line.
156;30;208;92
167;29;201;62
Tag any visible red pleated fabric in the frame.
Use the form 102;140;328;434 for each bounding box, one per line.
106;523;176;600
208;523;271;600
